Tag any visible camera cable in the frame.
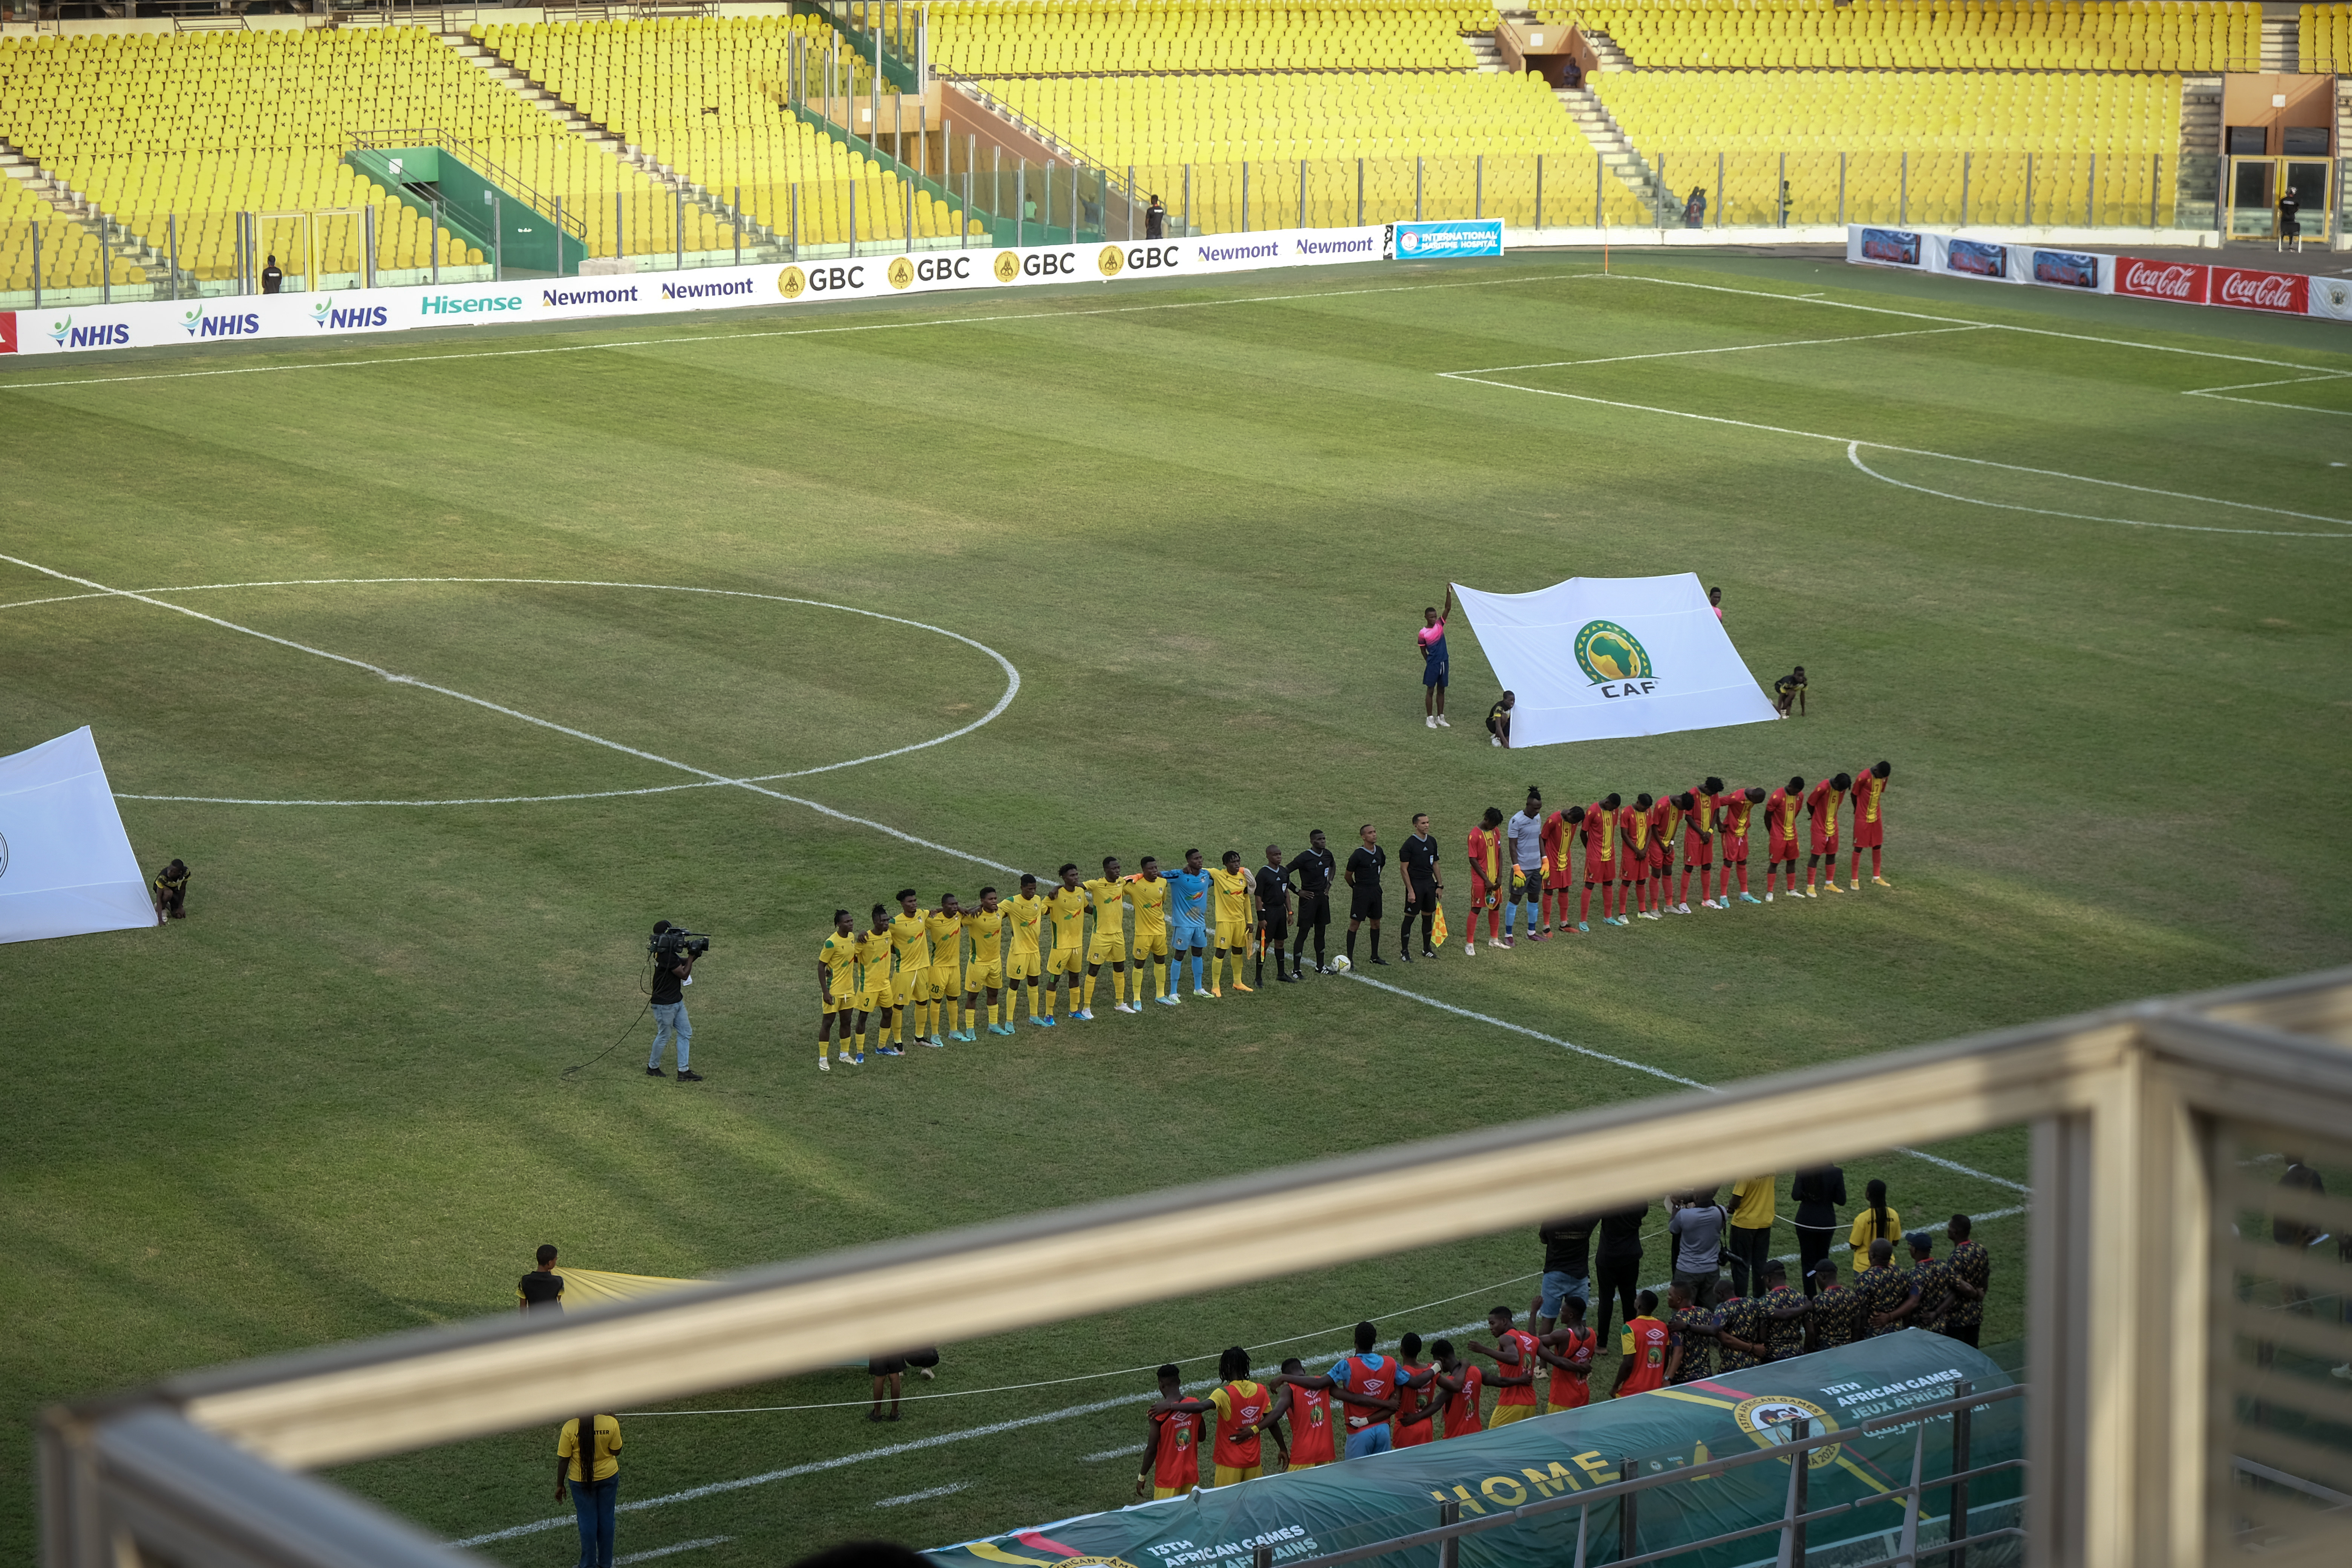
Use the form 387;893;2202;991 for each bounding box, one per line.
561;959;656;1078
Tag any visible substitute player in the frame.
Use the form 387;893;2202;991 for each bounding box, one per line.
925;892;965;1046
1720;787;1766;904
1466;1306;1544;1428
1210;850;1256;995
1262;1357;1337;1469
1254;844;1295;986
1002;873;1049;1029
1465;806;1506;954
818;909;858;1072
1167;849;1214;998
1536;1297;1599;1412
1848;760;1893;889
1410;1342;1483;1440
1611;1292;1672;1397
1763;775;1807;900
1136;1365;1205;1500
1047;864;1091;1021
1389;1333;1433;1451
963;887;1009;1037
1580;793;1623;930
888;889;934;1048
1805;772;1852;895
1083;857;1135;1014
1205;1348;1279;1485
1126;856;1173;1008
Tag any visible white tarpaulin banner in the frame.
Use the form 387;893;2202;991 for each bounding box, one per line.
1450;573;1781;746
0;727;154;944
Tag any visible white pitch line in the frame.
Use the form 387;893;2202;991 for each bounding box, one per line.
1344;972;2029;1194
1452;325;1984;374
875;1482;972;1509
614;1539;731;1565
1080;1446;1142;1464
1844;443;2352;539
27;576;1020;807
0;553;1033;875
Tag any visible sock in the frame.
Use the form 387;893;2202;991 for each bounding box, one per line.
893;1013;905;1044
1346;929;1358;961
1539;890;1553;928
1737;865;1750;893
1579;886;1592;923
1150;960;1165;999
1292;933;1307;968
1191;953;1205;991
1806;864;1818;891
1232;949;1250;986
1366;927;1379;959
1872;847;1883;877
819;1035;828;1064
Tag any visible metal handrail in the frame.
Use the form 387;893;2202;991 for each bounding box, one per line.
346;128;587;242
1276;1383;2027;1568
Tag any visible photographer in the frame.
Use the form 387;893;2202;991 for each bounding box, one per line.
645;920;704;1082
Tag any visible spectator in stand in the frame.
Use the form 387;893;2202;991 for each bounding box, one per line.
261;254;283;294
1683;186;1707;228
1145;193;1167;239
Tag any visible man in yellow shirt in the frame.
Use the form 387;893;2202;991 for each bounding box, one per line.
888;888;933;1049
1126;856;1174;1008
1002;872;1050;1029
818;908;859;1073
925;892;965;1048
1083;856;1134;1015
1727;1174;1777;1298
851;904;895;1060
1210;850;1257;997
963;886;1011;1038
554;1411;622;1568
1046;863;1091;1023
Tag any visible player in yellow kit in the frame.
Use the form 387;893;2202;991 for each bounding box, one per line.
1046;864;1091;1023
852;904;896;1060
1001;873;1049;1029
1083;856;1135;1015
888;888;933;1049
1126;856;1174;1008
1209;850;1258;996
962;886;1011;1038
818;908;859;1072
925;893;965;1048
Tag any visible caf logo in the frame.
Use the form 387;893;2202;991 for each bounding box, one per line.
994;250;1022;283
1098;244;1124;277
776;266;807;300
1731;1394;1840;1469
1574;620;1652;684
888;256;915;290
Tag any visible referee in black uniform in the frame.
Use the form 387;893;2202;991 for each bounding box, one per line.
1255;844;1295;985
1286;830;1338;976
1344;824;1388;967
1398;812;1441;962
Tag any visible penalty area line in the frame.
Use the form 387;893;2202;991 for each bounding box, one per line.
615;1540;731;1565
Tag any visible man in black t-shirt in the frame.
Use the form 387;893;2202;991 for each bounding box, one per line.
1535;1216;1593;1334
518;1244;564;1313
1286;831;1338;975
646;920;703;1081
1255;845;1296;985
1774;667;1807;717
1343;823;1388;968
1397;813;1442;963
1593;1201;1650;1347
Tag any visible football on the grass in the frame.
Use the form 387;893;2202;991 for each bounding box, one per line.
1330;954;1352;973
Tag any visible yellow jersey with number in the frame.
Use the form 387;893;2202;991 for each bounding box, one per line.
1124;874;1170;936
890;911;932;972
925;911;963;971
964;908;1005;966
1209;867;1253;931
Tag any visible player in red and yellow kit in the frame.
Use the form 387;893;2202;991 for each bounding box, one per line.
1201;1348;1278;1485
1539;803;1578;934
1619;793;1655;919
1649;791;1684;917
1763;775;1807;900
1387;1334;1433;1450
1137;1364;1205;1500
1718;787;1766;905
1805;772;1852;894
1420;1341;1484;1439
1847;760;1893;889
1263;1356;1337;1470
1536;1297;1598;1412
1465;808;1505;952
1580;793;1623;929
1612;1292;1672;1397
1468;1306;1544;1428
1678;780;1723;911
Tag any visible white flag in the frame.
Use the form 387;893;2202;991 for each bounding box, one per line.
0;727;155;944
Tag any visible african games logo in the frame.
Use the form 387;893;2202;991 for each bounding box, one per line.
887;256;915;290
1731;1394;1841;1469
993;249;1022;284
776;266;807;300
1098;243;1125;277
1574;620;1652;685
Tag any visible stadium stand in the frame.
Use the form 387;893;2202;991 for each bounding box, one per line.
0;170;126;293
1586;68;2182;225
926;0;1500;74
1553;0;2260;76
2303;1;2352;71
471;15;977;248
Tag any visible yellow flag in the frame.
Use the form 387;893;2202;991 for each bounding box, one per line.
1430;900;1448;946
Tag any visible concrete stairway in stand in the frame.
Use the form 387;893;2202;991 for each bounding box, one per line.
1;135;185;288
1554;85;1673;219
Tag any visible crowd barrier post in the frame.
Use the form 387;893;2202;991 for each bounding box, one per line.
102;227;111;305
1899;150;1908;226
1838;150;1846;225
1715;151;1724;228
1594;152;1603;225
429;204;439;285
1778;150;1788;226
1962;150;1971;226
364;204;377;289
1656;152;1667;231
1183;162;1192;236
2025;151;2035;226
1299;157;1308;228
1475;153;1484;220
1357;156;1365;227
791;184;801;257
493;192;504;282
2149;153;2160;228
1012;165;1022;247
1534;152;1544;229
1242;159;1250;232
29;220;40;308
1783;1417;1810;1564
168;213;181;301
1127;164;1136;240
735;188;745;267
851;179;861;257
2087;152;2096;226
1435;1500;1461;1568
1619;1453;1640;1557
674;188;684;272
1415;155;1424;220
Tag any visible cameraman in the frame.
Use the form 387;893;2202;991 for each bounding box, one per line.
646;920;703;1082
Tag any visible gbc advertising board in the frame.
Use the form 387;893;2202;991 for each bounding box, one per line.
1849;226;2341;322
0;224;1454;358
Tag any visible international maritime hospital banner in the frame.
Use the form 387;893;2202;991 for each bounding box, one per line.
925;1333;2019;1568
1451;573;1780;746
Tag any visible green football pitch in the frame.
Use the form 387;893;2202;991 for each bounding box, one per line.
3;250;2347;1563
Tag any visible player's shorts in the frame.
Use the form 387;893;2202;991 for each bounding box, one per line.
1132;931;1168;961
1390;1423;1431;1449
1087;931;1127;965
1289;1454;1334;1468
1684;837;1714;865
1586;858;1615;884
1343;1424;1394;1459
1423;655;1448;689
893;969;931;1006
1258;910;1289;944
1216;920;1251;951
1471;873;1498;908
1768;836;1798;863
1298;892;1331;929
1488;1401;1536;1429
1544;862;1574;892
854;987;890;1014
1649;844;1671;870
1152;1484;1187;1500
1170;918;1207;951
1051;944;1083;975
928;966;960;1001
1852;821;1884;848
1006;949;1041;982
1508;870;1537;903
1349;885;1383;921
1211;1462;1262;1487
1547;1390;1590;1414
823;989;849;1015
967;959;1003;990
1722;836;1750;862
1810;832;1839;856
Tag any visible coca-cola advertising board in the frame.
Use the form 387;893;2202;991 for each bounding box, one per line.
2113;257;2208;304
2208;265;2309;316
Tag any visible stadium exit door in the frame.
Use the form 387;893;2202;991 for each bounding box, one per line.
2226;155;2334;242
